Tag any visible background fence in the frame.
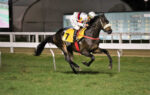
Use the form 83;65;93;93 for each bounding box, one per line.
0;32;150;53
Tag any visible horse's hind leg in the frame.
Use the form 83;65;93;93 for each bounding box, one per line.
101;49;112;69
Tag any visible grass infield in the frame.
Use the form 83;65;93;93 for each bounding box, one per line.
0;53;150;95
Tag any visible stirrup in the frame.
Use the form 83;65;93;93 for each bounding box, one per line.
73;35;77;42
73;38;76;43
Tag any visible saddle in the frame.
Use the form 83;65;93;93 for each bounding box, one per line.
62;28;86;43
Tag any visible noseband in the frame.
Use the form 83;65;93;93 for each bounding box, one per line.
100;18;111;29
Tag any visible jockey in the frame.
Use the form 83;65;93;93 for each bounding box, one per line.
70;12;88;42
87;11;96;24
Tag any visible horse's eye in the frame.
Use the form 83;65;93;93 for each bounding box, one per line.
106;21;109;24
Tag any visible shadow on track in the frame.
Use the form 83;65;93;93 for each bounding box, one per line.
63;70;117;76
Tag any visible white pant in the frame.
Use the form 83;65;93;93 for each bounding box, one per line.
72;25;80;30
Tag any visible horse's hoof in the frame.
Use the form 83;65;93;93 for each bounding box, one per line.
82;61;87;65
108;65;112;69
75;67;82;72
78;67;82;71
73;70;78;74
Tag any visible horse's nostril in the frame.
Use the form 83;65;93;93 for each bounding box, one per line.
108;30;112;34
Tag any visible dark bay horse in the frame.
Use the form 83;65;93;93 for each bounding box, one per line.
35;14;112;74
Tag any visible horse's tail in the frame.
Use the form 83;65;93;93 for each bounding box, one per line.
35;35;54;56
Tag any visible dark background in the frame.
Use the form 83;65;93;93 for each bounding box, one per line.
9;0;150;32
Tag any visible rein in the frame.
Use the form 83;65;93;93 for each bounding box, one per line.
77;30;100;40
83;35;99;40
74;35;99;52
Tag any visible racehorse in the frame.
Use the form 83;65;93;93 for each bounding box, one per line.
35;14;112;74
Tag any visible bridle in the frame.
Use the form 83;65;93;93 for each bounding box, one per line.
100;17;111;29
79;16;111;41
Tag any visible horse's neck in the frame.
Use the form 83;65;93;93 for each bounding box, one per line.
86;25;101;38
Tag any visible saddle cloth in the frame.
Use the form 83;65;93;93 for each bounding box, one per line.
62;28;86;43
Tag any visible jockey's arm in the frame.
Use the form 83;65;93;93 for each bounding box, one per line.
69;17;80;30
78;19;89;27
77;21;84;27
78;20;89;28
70;17;78;26
85;24;89;27
85;22;89;27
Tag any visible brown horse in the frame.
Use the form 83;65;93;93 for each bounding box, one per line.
35;14;112;74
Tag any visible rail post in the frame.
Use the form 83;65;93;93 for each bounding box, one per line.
35;34;39;43
117;50;121;72
50;49;56;71
48;43;56;71
10;34;14;53
0;51;1;67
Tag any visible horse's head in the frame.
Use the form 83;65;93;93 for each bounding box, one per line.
99;14;112;34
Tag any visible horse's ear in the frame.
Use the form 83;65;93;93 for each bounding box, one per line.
99;13;105;17
102;13;105;16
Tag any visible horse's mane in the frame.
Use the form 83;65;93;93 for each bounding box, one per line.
88;15;100;26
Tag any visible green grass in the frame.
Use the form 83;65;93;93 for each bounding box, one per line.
0;53;150;95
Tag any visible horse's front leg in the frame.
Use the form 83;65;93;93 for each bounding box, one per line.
93;48;113;69
62;46;80;74
101;49;112;69
81;50;95;67
64;53;79;74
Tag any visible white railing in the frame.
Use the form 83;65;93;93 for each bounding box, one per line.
0;32;57;53
0;32;150;52
100;32;150;50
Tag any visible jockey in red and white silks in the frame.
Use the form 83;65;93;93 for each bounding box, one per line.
70;12;88;42
70;12;88;30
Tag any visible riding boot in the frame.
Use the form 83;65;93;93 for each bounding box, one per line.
73;30;77;42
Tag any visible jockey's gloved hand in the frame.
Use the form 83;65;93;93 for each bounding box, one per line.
85;24;89;27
